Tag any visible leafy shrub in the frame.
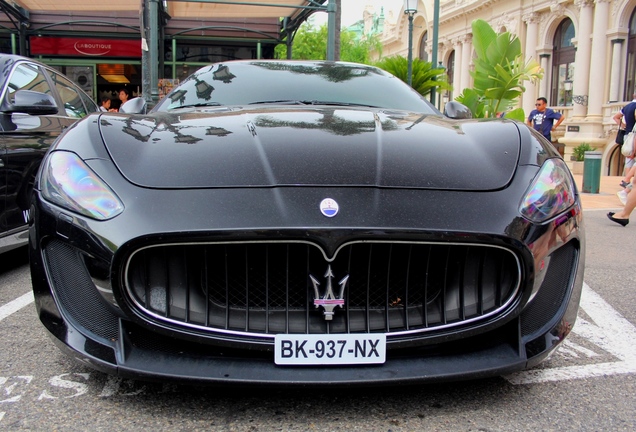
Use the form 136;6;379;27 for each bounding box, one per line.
572;143;596;162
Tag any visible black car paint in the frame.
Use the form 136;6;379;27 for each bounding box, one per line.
0;54;98;253
29;60;584;385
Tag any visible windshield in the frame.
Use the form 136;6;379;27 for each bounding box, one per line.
153;61;439;115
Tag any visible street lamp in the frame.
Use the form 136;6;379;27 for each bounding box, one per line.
404;0;418;87
430;0;440;104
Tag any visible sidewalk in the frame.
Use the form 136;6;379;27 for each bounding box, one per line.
572;174;624;210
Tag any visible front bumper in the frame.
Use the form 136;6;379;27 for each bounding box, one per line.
29;182;584;385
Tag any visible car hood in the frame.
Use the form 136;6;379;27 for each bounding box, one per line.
97;107;521;190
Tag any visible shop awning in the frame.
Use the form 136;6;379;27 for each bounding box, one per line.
9;0;323;20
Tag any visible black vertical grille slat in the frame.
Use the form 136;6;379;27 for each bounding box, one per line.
224;247;229;329
265;245;270;333
204;247;210;327
365;245;372;333
477;251;485;315
125;242;521;337
285;245;290;334
441;247;449;324
184;248;190;323
459;248;467;321
495;255;503;307
305;249;310;334
385;245;392;332
423;244;431;327
404;245;412;330
164;249;170;318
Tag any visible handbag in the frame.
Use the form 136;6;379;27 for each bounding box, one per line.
616;128;627;145
621;131;635;157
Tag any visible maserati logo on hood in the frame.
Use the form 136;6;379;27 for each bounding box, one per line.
319;198;339;217
310;266;349;321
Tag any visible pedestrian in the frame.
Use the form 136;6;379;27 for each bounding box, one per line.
527;97;565;142
612;93;636;204
607;187;636;226
118;88;131;111
98;96;112;112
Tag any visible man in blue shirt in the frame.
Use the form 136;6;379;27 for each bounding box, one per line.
527;97;564;142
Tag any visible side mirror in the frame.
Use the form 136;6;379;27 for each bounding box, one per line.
119;97;147;114
444;101;472;120
4;90;58;115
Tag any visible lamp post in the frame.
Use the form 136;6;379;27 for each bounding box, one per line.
563;79;573;106
404;0;417;87
430;0;440;104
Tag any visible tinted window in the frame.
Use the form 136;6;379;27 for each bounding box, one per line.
79;90;98;113
49;71;88;118
154;61;437;114
5;62;53;103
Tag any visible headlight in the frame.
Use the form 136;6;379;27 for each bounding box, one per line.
519;158;575;223
41;151;124;220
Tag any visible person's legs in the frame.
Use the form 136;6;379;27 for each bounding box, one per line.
622;164;636;183
608;186;636;226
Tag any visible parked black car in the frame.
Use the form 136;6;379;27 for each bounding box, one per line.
0;54;98;254
29;60;584;386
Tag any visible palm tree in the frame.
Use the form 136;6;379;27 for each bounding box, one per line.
374;56;451;97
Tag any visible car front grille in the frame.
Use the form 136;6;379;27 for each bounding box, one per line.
124;241;521;338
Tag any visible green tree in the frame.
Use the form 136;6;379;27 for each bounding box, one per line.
374;56;450;97
455;19;543;121
275;22;381;64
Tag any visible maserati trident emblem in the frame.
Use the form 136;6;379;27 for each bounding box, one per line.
310;265;349;321
319;198;339;217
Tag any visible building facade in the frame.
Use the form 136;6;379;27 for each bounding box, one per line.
369;0;636;176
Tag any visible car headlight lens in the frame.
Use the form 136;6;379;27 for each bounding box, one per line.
520;158;575;223
41;151;124;220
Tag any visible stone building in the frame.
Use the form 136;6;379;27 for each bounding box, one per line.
368;0;636;176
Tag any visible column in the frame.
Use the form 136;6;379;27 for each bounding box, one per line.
572;0;594;119
523;13;540;116
586;0;610;118
539;54;550;98
460;34;472;92
609;39;624;102
452;39;462;100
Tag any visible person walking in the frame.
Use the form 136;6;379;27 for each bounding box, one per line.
527;97;565;142
608;188;636;226
612;94;636;204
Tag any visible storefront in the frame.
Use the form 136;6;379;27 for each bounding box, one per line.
29;36;142;109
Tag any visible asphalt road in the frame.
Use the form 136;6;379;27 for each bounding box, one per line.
0;207;635;431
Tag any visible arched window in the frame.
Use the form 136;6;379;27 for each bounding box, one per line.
419;31;428;62
625;9;636;100
551;18;575;106
446;50;455;99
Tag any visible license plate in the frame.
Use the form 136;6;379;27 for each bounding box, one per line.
274;334;386;365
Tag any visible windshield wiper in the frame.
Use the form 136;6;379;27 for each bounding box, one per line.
302;100;380;108
172;102;223;109
248;100;305;105
249;100;379;108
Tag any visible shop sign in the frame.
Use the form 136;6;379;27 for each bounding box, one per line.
30;36;141;57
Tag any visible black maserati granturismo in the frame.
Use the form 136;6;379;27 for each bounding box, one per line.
29;60;584;385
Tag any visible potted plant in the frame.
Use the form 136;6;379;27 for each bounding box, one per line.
571;143;595;174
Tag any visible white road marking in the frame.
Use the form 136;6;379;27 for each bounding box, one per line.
0;292;34;322
560;339;600;358
505;283;636;384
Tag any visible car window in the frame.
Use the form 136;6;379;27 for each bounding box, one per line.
5;62;53;103
78;90;98;113
49;71;88;118
153;61;438;115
